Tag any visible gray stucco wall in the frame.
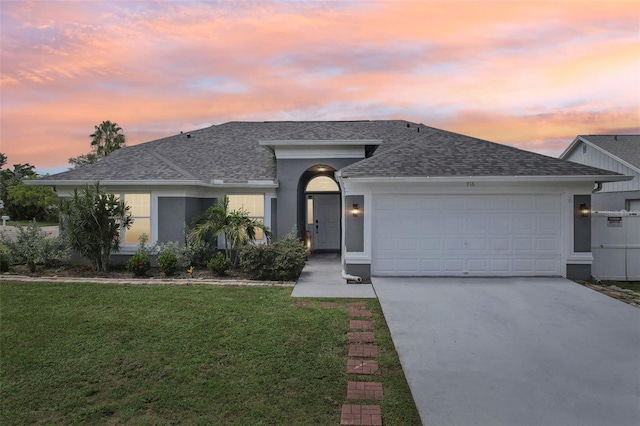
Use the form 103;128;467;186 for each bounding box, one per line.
158;197;216;244
345;195;364;252
591;190;640;210
566;264;591;281
574;195;591;253
346;263;371;280
275;158;360;240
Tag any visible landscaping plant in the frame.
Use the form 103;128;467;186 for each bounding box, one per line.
240;229;306;281
0;243;10;272
126;235;152;276
1;220;69;272
207;251;231;276
157;250;179;277
188;196;270;266
59;182;132;272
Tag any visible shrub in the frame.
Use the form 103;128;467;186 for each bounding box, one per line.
208;251;231;276
240;230;306;281
157;250;179;277
3;220;69;271
59;182;132;272
0;243;10;272
126;252;151;277
126;235;152;276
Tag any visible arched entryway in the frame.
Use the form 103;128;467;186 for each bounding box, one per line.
301;166;341;253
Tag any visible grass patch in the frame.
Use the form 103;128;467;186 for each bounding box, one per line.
600;280;640;293
1;282;420;425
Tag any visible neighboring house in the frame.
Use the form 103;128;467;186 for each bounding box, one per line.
560;135;640;210
560;135;640;280
34;121;628;280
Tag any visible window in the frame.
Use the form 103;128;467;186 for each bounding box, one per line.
120;193;151;244
628;199;640;212
227;194;265;240
306;176;339;192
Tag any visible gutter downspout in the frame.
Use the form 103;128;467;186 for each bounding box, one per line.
593;181;603;193
342;262;363;283
336;172;363;283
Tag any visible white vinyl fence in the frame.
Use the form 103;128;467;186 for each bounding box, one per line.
591;212;640;281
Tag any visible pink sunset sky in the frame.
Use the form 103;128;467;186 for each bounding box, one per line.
1;0;639;175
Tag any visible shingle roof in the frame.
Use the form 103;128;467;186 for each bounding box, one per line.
577;135;640;170
40;120;621;184
340;127;621;178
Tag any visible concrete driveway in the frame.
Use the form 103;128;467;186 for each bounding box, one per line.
373;277;640;426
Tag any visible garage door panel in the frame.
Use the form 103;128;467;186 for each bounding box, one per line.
372;194;561;276
536;238;558;251
467;238;487;250
536;259;559;273
468;259;488;272
514;216;534;230
397;238;419;250
513;259;534;273
491;238;510;251
421;259;441;272
490;259;510;272
421;238;441;250
444;239;465;250
536;214;559;231
444;259;464;272
397;258;419;272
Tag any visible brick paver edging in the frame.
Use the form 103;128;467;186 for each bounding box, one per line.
340;404;382;425
0;275;295;287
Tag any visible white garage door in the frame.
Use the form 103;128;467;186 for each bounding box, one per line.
372;194;562;276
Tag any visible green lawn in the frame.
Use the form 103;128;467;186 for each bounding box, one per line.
0;282;420;425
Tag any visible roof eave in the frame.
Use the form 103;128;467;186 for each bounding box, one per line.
27;179;279;188
561;136;640;173
559;136;582;159
336;174;632;183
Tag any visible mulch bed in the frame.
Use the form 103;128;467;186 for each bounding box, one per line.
4;263;253;281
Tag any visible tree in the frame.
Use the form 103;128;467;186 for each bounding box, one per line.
0;153;55;220
6;184;59;221
59;182;133;272
187;196;270;266
68;121;126;168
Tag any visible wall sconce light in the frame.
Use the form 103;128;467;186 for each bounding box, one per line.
351;203;361;217
579;203;590;217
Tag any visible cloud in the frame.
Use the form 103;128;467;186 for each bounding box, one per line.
1;0;638;173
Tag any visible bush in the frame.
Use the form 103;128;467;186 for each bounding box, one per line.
207;251;231;276
126;252;151;277
2;220;69;271
157;250;179;277
59;182;132;272
0;243;10;272
240;231;306;281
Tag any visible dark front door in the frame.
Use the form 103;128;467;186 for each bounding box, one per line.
310;193;341;251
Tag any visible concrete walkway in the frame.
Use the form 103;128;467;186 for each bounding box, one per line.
291;254;376;298
374;277;640;426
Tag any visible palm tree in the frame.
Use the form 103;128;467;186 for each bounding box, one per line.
90;120;126;157
187;196;270;265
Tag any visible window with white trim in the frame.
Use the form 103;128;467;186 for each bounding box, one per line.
227;194;265;240
119;193;151;244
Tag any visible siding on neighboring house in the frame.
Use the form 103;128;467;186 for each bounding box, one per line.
564;142;639;193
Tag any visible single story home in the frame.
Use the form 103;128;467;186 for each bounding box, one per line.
36;120;629;280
